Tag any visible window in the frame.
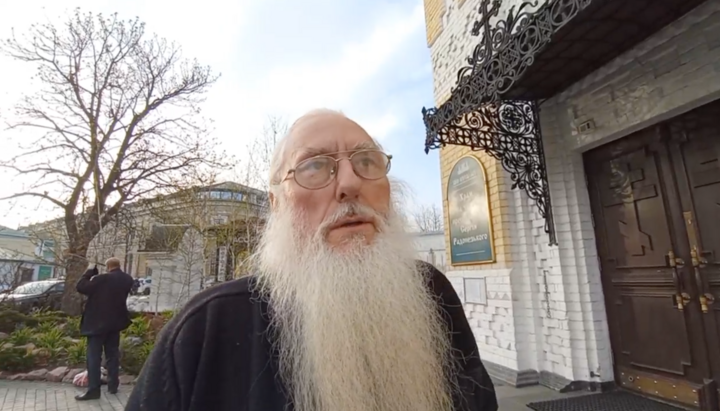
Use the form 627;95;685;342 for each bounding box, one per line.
232;192;244;201
211;216;228;226
41;240;55;261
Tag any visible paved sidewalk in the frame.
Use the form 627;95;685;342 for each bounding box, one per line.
0;381;128;411
0;379;587;411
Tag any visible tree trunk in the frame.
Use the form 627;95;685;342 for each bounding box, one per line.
60;254;90;315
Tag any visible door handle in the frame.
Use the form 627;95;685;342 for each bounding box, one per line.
691;246;714;313
668;250;688;310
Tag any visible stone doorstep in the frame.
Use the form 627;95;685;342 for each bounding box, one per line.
0;366;137;385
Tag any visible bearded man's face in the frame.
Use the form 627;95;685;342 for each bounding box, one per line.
269;110;392;249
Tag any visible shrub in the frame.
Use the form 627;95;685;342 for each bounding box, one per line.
0;346;35;372
35;328;68;351
65;339;87;367
63;316;82;338
0;309;38;333
120;338;154;375
36;321;58;335
125;316;151;339
7;327;34;346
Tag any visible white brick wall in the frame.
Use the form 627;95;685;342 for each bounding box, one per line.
427;0;720;385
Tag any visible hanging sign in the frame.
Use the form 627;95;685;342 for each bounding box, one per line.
447;156;495;265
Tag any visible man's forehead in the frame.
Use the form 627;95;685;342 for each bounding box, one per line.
286;112;377;155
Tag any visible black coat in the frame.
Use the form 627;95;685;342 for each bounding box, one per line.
125;262;498;411
76;267;134;336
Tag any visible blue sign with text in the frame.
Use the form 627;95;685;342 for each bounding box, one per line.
447;156;494;265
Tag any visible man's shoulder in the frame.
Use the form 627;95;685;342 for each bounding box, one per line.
415;260;447;282
164;277;256;333
185;277;255;309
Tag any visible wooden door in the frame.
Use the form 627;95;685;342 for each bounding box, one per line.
667;102;720;407
585;126;716;409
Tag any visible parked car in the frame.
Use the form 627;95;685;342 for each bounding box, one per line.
0;280;65;312
137;278;151;295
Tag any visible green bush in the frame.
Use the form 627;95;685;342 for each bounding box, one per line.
7;327;34;346
120;338;154;375
125;316;151;339
0;346;35;372
0;309;38;333
34;328;68;352
65;339;87;367
35;321;58;335
63;317;82;338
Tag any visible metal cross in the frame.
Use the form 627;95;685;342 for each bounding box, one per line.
472;0;501;43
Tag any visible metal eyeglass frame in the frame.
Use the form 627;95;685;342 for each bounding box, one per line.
282;149;393;190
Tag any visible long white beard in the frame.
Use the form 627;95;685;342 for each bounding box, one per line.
251;198;456;411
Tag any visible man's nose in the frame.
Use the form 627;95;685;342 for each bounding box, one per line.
334;159;362;202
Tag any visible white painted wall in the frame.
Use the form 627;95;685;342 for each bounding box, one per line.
143;228;204;312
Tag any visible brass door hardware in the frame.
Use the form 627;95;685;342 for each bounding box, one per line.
690;246;714;314
699;293;716;314
668;250;687;310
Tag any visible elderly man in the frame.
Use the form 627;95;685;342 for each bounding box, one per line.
76;257;134;401
126;110;497;411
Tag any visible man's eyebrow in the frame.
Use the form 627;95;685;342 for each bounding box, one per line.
352;141;379;150
295;141;379;157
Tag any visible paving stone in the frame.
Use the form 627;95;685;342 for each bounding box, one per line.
0;380;128;410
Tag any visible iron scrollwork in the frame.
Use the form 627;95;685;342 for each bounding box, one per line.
421;0;593;245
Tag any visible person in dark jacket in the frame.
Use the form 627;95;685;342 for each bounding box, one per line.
76;257;134;401
126;110;497;411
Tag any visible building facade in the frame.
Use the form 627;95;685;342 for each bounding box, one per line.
0;226;59;287
422;0;720;409
24;182;267;312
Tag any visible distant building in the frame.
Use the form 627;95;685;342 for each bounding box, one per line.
0;226;59;287
24;181;267;312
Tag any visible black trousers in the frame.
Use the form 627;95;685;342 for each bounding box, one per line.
86;332;120;390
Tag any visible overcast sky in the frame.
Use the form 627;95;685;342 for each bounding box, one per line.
0;0;443;229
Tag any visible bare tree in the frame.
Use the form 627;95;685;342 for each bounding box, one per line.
228;116;285;276
412;204;444;233
0;10;233;314
0;258;28;292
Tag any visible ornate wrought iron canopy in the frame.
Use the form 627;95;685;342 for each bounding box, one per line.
423;0;709;246
422;0;594;246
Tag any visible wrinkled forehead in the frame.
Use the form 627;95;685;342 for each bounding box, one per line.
285;113;378;162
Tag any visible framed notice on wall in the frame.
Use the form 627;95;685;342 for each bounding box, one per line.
447;155;495;265
464;278;487;305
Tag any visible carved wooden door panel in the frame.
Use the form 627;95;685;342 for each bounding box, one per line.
585;128;713;408
667;102;720;405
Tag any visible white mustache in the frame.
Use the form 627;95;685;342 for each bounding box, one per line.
318;202;385;235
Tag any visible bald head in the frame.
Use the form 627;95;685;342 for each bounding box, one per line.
267;108;392;249
269;109;368;185
105;257;121;271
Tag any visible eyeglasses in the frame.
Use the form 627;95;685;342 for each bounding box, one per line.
283;149;393;190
